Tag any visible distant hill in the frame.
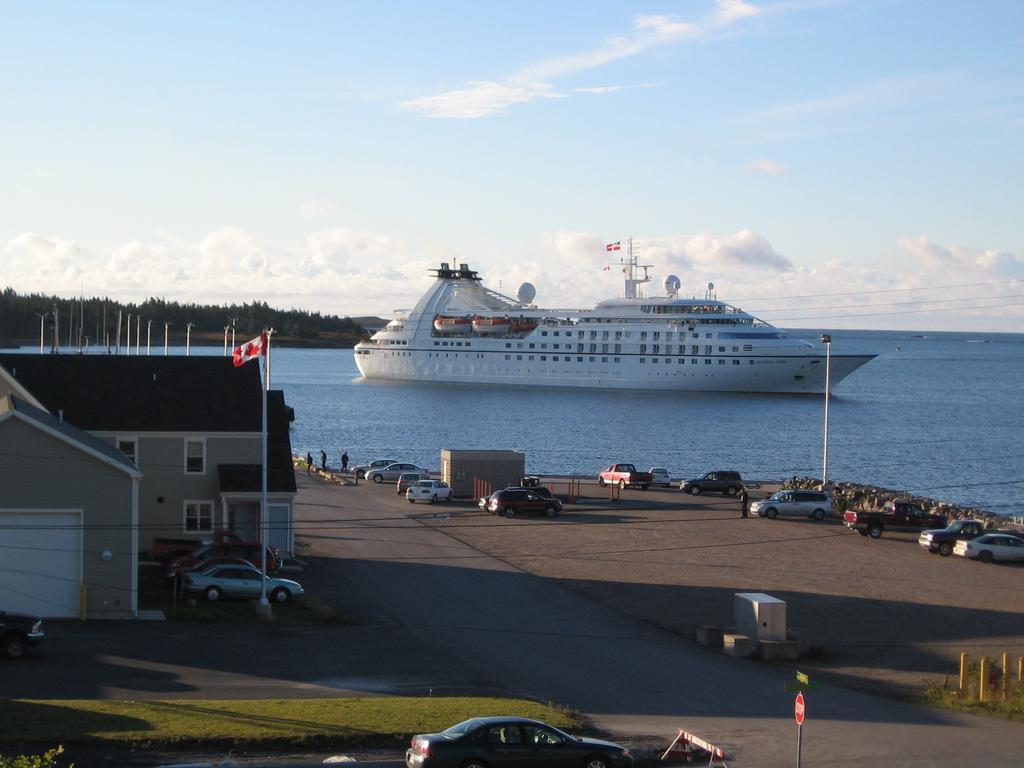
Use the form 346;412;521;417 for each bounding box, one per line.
0;288;369;349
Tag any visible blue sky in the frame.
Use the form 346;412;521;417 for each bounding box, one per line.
2;1;1022;330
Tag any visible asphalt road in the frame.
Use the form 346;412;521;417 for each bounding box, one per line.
6;475;1023;767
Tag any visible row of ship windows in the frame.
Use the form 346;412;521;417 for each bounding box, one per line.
538;329;716;340
501;355;753;366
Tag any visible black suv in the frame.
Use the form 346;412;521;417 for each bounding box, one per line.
1;611;44;660
484;488;562;518
679;471;743;496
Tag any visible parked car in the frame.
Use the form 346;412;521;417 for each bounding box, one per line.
166;542;280;578
406;717;632;768
182;564;305;603
752;490;833;520
954;534;1024;563
648;467;672;487
478;484;555;509
367;462;430;484
679;471;743;496
352;459;399;479
151;529;244;562
919;520;1004;556
1;611;44;660
407;479;454;503
484;488;562;518
397;472;426;494
164;555;254;581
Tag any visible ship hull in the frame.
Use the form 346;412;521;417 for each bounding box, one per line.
354;346;874;394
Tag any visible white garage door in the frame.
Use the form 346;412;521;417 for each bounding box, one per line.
0;510;82;618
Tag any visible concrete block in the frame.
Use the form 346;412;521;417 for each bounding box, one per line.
723;633;756;658
696;625;724;647
759;639;800;661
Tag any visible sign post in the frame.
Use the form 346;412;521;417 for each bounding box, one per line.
794;691;806;768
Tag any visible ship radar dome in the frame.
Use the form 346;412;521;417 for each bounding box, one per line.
664;275;681;296
517;282;537;304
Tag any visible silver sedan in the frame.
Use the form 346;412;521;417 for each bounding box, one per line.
182;564;305;603
366;462;430;483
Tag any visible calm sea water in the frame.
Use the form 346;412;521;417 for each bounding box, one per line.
12;329;1024;517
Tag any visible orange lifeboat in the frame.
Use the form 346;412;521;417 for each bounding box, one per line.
511;317;539;334
433;315;472;334
471;315;511;335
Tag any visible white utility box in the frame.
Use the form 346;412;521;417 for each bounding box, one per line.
734;592;787;642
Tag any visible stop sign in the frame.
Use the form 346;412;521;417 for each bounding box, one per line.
795;692;806;725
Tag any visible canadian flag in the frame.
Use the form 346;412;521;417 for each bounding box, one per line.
233;332;268;367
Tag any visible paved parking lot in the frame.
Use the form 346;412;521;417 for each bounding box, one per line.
337;475;1024;697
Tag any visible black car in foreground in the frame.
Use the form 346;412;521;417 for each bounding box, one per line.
406;717;631;768
1;611;44;659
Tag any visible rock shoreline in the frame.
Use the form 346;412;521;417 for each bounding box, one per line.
781;476;1020;528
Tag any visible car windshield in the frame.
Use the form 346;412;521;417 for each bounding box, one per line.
443;718;484;736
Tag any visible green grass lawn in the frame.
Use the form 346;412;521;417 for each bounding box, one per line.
0;698;578;749
915;681;1024;723
137;564;347;624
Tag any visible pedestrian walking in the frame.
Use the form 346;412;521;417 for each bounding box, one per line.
320;450;327;471
341;451;349;472
739;487;749;518
305;451;313;475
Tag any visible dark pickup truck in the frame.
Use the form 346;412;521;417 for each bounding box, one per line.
1;610;44;660
919;520;1019;556
844;501;947;539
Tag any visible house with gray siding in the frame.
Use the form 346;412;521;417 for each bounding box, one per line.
0;394;141;618
0;354;296;556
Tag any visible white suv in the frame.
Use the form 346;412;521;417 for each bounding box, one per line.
752;490;833;520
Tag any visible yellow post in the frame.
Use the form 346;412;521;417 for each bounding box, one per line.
1002;653;1010;700
979;658;989;702
959;652;969;694
1018;657;1023;684
79;583;88;621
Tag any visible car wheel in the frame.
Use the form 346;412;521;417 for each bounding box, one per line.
583;756;611;768
937;542;953;557
765;507;778;519
868;523;883;539
598;477;606;487
725;486;739;497
858;529;869;536
432;494;438;503
502;507;515;518
813;508;826;521
271;587;291;603
618;479;626;490
545;505;558;518
979;550;994;563
689;485;702;495
407;498;415;504
372;474;383;484
3;633;28;660
204;586;222;602
639;485;648;491
460;760;488;768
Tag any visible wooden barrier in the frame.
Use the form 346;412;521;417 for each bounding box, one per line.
959;652;969;694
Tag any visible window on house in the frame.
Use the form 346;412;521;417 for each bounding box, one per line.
117;438;138;465
184;500;213;532
185;438;206;474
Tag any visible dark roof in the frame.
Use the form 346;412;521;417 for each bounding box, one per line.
0;395;140;475
0;354;261;432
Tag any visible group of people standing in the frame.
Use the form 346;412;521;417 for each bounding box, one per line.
304;450;349;475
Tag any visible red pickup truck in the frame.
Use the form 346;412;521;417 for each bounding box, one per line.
151;530;244;562
844;501;947;539
598;464;654;490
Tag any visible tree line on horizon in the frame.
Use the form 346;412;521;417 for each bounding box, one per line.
0;287;369;348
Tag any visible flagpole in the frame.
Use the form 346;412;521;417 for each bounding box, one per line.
256;330;271;614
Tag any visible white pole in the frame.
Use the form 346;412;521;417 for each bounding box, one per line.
147;320;152;356
164;322;170;356
257;331;271;613
223;326;229;356
115;311;121;354
186;323;193;356
126;314;132;355
39;314;45;354
136;315;141;355
821;334;832;488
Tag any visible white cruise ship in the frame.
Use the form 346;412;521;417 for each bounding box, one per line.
354;256;874;393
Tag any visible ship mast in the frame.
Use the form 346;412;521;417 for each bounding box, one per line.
623;236;652;299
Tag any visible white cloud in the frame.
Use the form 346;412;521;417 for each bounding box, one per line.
401;2;763;119
750;158;789;175
898;235;1024;277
